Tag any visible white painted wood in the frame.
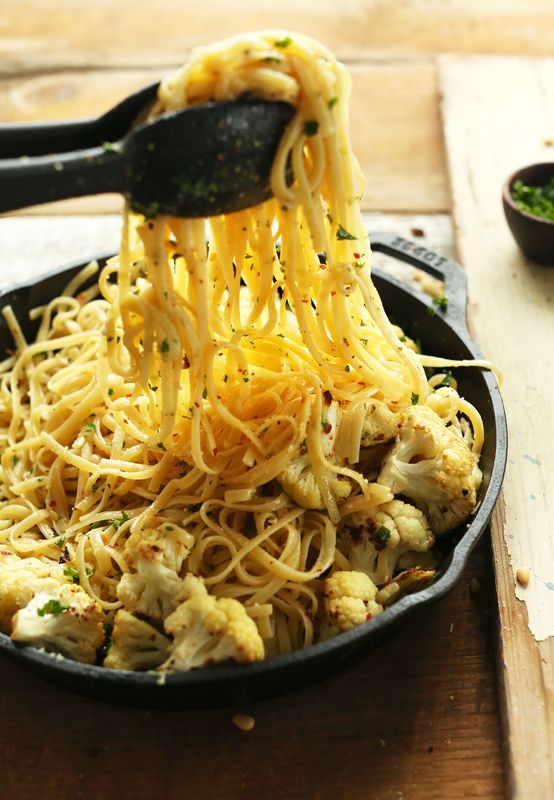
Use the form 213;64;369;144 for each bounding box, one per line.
440;55;554;800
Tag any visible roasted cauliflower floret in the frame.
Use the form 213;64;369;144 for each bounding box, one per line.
376;567;436;607
178;572;209;601
425;386;460;420
360;402;398;448
323;570;383;633
342;499;434;586
117;524;194;622
277;397;351;509
160;591;264;671
11;583;104;663
104;609;171;671
0;556;66;633
378;405;482;534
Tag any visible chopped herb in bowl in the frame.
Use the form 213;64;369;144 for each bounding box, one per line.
511;177;554;221
502;163;554;264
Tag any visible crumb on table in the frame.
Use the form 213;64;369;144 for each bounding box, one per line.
516;567;530;588
232;713;256;732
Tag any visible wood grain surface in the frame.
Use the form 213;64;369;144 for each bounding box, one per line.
3;0;554;73
440;55;554;799
0;541;503;800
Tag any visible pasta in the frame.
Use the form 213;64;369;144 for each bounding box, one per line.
0;32;487;670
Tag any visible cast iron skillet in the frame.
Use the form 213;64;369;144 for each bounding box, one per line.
0;232;507;708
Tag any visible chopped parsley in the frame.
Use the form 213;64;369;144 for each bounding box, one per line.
411;392;419;404
83;420;96;434
157;442;167;451
160;338;170;353
512;177;554;221
202;387;208;399
63;566;80;584
37;599;69;617
304;119;319;137
328;96;338;109
321;420;332;434
274;36;292;48
54;536;66;549
336;224;357;241
111;510;129;530
102;141;123;154
107;388;114;397
373;525;391;550
432;294;449;309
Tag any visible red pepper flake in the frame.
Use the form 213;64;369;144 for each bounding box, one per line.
330;290;337;296
321;421;332;434
323;390;333;406
410;227;425;238
49;500;57;508
183;354;190;369
353;252;361;259
366;612;373;620
343;337;349;346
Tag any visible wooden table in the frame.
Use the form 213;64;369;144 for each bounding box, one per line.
2;4;554;798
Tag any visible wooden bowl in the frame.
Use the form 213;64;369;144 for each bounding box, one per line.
502;162;554;265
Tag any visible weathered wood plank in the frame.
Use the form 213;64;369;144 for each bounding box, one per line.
2;0;554;73
0;62;447;214
440;55;554;799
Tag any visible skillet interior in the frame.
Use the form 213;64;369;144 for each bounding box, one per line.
0;235;507;708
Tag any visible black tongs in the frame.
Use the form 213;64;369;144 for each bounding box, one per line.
0;82;294;217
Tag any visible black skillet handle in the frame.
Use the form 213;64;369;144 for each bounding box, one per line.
369;231;468;330
0;147;126;213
